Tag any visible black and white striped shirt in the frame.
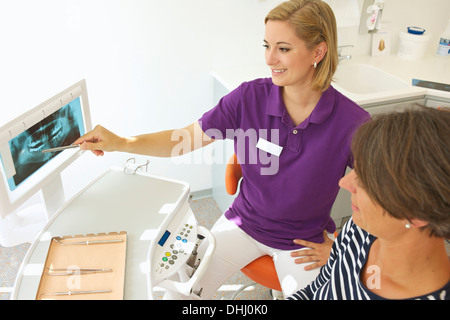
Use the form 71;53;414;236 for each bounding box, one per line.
288;218;449;300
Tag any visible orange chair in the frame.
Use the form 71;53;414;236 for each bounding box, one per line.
225;154;283;299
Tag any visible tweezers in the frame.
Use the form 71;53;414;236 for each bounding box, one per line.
53;238;123;245
41;290;111;296
47;268;112;276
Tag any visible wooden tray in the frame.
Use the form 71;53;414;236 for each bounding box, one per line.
36;232;127;300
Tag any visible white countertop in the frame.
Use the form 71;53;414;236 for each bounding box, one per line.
212;53;450;106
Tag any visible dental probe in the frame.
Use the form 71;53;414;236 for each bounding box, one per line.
40;290;111;296
41;144;80;153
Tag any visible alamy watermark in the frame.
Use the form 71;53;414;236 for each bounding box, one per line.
65;265;82;290
170;123;281;176
366;265;381;290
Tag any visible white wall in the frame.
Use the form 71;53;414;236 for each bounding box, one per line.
0;0;278;195
1;0;448;196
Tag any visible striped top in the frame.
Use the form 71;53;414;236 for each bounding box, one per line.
288;218;450;300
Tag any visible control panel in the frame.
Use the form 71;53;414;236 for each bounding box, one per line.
150;203;197;283
154;220;196;279
147;197;216;299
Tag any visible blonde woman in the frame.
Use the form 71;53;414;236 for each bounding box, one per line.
75;0;369;298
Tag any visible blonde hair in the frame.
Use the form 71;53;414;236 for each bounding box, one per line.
265;0;338;92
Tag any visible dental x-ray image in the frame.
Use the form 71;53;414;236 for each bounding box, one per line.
7;97;84;190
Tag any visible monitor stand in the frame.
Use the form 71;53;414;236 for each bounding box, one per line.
0;173;65;247
0;202;47;247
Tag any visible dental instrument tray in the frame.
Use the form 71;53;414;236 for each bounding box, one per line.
35;231;127;300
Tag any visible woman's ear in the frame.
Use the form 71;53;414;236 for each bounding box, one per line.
409;218;429;228
314;42;327;63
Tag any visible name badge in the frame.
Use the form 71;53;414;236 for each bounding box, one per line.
256;138;283;157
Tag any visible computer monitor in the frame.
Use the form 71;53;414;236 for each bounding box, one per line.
0;80;92;226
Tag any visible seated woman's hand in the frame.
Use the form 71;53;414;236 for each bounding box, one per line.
291;230;334;271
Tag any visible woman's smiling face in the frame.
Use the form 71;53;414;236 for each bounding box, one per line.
264;20;316;88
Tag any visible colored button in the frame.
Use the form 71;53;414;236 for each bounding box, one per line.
176;236;181;240
165;252;171;257
162;257;168;262
182;239;187;243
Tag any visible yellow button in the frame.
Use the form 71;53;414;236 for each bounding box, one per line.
165;252;171;257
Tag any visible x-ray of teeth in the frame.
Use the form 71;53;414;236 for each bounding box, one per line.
8;98;84;189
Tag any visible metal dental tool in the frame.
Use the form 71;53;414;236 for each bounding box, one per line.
41;144;80;153
40;290;112;296
186;234;206;279
53;238;123;245
186;234;204;268
47;268;113;276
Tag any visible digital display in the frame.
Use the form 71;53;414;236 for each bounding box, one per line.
4;97;84;191
158;230;171;247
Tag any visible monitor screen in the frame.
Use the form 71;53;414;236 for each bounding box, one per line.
0;79;91;219
6;97;85;191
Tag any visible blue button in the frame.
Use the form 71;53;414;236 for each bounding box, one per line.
182;239;187;243
176;236;181;240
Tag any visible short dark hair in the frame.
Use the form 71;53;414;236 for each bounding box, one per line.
352;106;450;238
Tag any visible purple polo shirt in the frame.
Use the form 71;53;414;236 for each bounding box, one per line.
199;78;370;250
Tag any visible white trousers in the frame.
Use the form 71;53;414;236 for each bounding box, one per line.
164;215;332;299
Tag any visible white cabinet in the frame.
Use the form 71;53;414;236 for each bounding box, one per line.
363;97;426;115
425;96;450;109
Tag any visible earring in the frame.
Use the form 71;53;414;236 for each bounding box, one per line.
405;223;411;229
313;61;317;69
